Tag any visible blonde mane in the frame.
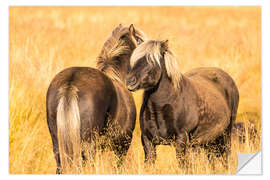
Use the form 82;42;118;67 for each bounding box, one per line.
164;50;182;90
130;40;182;90
130;40;162;68
97;25;147;82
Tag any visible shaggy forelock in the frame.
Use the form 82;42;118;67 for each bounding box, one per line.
130;40;182;90
130;40;162;68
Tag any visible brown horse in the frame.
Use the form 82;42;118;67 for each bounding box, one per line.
126;40;239;169
46;24;147;173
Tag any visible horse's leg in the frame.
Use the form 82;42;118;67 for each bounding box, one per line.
88;141;96;165
141;134;156;166
175;132;188;169
222;108;237;170
212;126;232;171
203;142;217;172
52;137;62;174
222;127;232;171
204;131;231;173
82;139;96;167
112;134;132;169
47;116;62;174
48;124;62;174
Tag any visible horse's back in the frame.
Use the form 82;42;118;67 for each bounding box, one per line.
185;67;236;91
185;67;239;115
46;67;117;140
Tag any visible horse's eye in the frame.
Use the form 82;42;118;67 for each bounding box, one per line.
120;34;127;39
136;37;143;44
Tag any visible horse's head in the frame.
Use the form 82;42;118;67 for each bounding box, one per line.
97;24;147;82
115;24;146;51
126;39;181;91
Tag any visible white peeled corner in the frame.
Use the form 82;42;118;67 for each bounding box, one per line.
236;151;262;175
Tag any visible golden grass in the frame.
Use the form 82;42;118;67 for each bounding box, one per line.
9;6;261;174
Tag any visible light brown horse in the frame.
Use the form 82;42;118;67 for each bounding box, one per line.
46;24;147;173
126;40;239;169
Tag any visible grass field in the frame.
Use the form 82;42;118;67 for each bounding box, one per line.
9;6;261;174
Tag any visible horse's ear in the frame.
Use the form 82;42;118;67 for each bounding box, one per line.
129;24;136;36
112;24;123;35
161;40;169;55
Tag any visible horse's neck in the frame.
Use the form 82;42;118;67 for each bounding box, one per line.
114;55;131;83
147;72;185;106
112;79;135;112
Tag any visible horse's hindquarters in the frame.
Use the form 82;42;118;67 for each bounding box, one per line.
185;68;239;145
46;67;118;172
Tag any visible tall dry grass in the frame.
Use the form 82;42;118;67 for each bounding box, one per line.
9;7;261;174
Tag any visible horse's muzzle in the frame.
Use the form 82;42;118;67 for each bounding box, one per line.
126;77;139;92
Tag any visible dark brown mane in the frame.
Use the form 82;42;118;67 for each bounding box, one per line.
96;24;147;81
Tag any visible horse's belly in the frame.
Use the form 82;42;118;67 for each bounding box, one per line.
191;106;230;144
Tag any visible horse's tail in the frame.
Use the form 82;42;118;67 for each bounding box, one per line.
226;83;239;150
57;84;81;172
230;85;240;127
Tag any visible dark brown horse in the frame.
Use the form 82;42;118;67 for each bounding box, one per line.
126;40;239;169
46;24;147;173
